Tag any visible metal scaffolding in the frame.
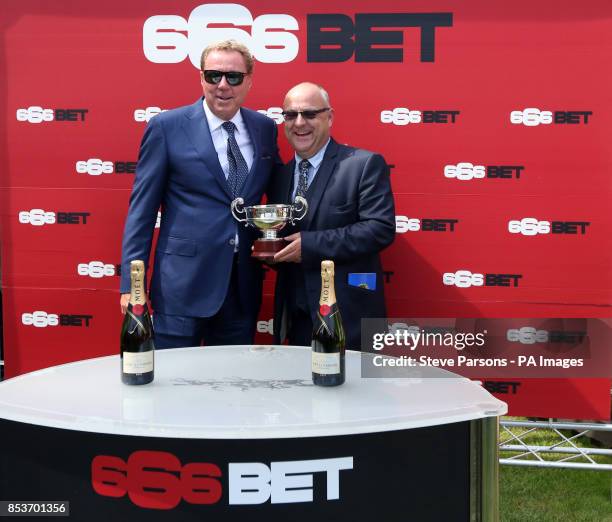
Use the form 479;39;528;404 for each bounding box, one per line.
499;419;612;471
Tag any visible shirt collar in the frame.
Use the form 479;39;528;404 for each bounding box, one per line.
203;98;244;132
294;138;331;170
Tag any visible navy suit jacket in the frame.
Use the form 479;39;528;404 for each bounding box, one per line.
269;139;395;349
120;98;280;318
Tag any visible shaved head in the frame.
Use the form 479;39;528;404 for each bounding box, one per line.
283;83;333;159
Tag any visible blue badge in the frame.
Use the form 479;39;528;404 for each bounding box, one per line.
348;273;376;290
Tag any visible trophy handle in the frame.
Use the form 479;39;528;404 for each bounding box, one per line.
290;196;308;223
231;198;248;224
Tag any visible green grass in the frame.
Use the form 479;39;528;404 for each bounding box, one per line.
501;466;611;521
499;418;612;522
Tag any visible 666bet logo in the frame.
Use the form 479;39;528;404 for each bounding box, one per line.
22;311;93;328
507;327;586;344
76;159;137;175
380;108;459;125
508;218;590;236
92;450;353;509
78;261;119;278
510;108;592;126
19;209;90;226
16;106;88;123
443;270;522;288
444;163;524;181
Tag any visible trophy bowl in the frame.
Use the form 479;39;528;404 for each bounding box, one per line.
231;196;308;259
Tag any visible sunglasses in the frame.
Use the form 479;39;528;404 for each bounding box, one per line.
203;70;247;86
281;108;331;121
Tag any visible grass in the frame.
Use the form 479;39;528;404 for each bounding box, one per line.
499;417;612;522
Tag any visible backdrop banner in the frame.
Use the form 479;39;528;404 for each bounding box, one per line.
1;1;610;419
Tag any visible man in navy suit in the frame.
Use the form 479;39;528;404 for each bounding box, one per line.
120;40;280;348
269;82;395;350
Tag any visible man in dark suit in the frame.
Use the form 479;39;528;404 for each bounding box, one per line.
120;40;280;348
269;82;395;350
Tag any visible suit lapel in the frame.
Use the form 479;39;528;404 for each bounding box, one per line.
239;108;262;199
282;159;295;204
301;139;339;230
181;98;232;199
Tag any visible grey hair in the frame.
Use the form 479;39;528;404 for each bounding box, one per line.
200;39;254;74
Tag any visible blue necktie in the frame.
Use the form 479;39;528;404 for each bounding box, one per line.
222;121;249;197
296;159;311;198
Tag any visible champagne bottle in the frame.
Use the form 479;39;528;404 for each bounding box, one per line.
311;260;345;386
120;260;154;385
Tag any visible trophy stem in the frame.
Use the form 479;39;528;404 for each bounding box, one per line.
263;230;278;240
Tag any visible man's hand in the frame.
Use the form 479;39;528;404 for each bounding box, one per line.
120;293;130;314
274;232;302;263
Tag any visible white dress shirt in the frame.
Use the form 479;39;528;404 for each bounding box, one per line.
203;99;254;250
203;99;254;177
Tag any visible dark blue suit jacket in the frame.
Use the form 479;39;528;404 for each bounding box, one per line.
120;98;279;318
269;139;396;349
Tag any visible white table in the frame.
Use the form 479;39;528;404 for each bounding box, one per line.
0;346;506;521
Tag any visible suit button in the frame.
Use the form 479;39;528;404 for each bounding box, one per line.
229;238;236;246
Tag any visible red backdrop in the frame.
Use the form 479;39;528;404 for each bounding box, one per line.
1;1;610;419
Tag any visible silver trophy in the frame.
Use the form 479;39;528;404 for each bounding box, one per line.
231;196;308;258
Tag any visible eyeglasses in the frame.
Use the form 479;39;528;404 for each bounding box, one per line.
203;70;247;86
281;108;331;121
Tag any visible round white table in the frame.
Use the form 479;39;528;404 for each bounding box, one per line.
0;345;506;521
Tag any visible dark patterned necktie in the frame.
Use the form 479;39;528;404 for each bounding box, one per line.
296;159;311;198
222;121;249;197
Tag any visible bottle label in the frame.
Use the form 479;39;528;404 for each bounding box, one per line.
319;304;331;316
312;352;340;375
123;351;154;374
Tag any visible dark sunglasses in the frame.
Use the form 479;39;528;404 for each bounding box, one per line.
281;108;331;121
203;70;247;86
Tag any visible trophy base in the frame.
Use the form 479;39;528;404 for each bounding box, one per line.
252;238;287;260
